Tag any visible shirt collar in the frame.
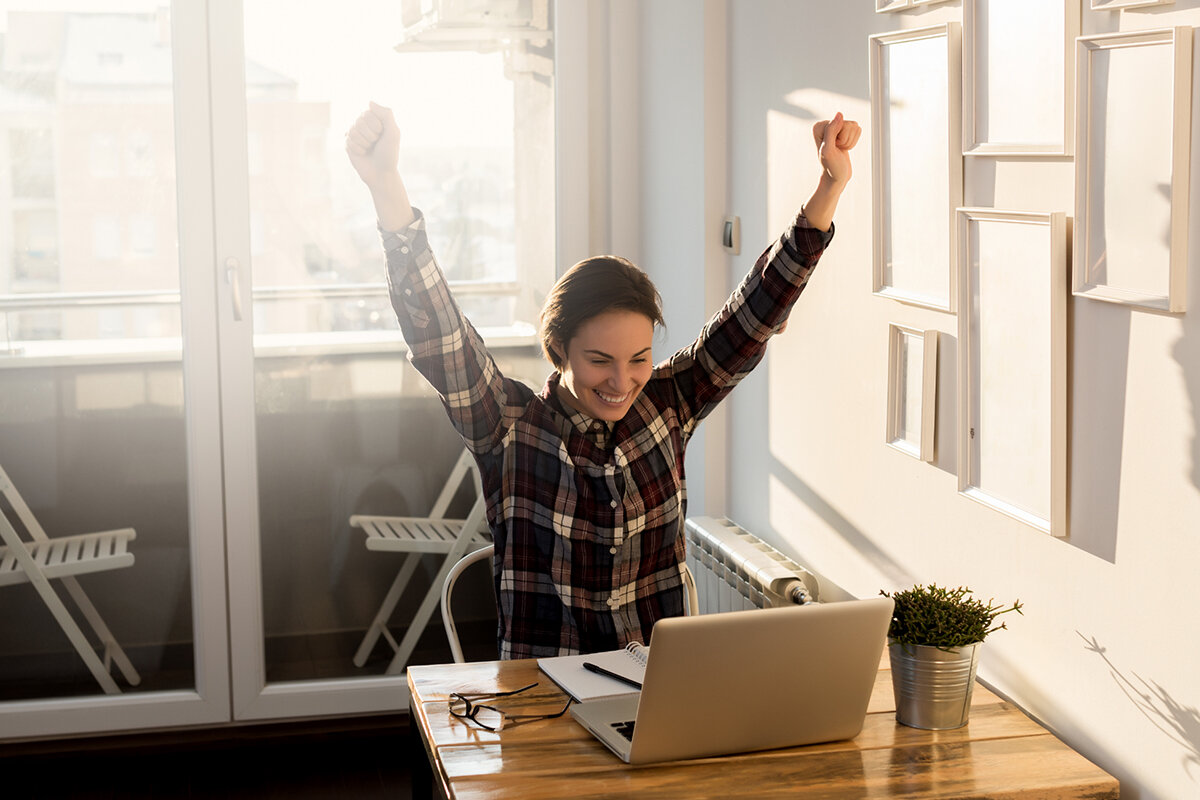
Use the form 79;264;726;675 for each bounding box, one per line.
543;371;615;444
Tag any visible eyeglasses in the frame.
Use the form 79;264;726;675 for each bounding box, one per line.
448;682;573;731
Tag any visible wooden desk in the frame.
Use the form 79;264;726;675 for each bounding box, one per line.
407;657;1118;799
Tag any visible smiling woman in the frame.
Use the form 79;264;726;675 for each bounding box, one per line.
346;100;859;660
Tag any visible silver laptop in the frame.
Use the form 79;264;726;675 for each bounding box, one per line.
569;597;894;764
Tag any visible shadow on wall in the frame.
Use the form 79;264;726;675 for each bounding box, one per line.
1079;632;1200;783
767;452;913;595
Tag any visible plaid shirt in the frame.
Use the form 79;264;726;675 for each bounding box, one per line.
383;211;833;659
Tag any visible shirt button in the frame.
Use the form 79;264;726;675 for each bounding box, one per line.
610;499;618;508
607;597;617;607
400;246;409;254
609;546;617;554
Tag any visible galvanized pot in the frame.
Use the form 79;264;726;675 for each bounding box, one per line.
888;640;981;730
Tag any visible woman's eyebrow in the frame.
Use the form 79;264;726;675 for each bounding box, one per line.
583;347;652;359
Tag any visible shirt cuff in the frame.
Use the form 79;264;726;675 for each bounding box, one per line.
797;208;835;244
379;208;426;253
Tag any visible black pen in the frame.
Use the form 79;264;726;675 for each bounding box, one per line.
582;661;642;690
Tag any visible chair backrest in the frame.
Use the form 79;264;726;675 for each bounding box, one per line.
0;462;51;545
441;543;495;663
428;449;483;519
440;548;699;663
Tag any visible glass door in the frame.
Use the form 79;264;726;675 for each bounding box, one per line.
224;0;558;719
0;1;230;737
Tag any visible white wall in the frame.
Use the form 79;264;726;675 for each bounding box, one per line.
609;1;1200;798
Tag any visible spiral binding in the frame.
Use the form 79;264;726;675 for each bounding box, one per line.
624;640;650;666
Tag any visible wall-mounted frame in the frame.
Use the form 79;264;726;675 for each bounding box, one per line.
963;0;1078;156
1074;28;1191;313
869;24;963;312
1091;0;1173;9
957;208;1068;537
913;0;955;5
876;0;909;12
886;324;938;462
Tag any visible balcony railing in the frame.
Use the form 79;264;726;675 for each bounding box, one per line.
0;280;536;366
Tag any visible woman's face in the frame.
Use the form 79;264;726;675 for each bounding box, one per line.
554;309;655;422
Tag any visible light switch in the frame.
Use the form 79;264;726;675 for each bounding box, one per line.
722;215;741;255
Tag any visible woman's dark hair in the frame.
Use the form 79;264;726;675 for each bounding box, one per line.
539;255;664;370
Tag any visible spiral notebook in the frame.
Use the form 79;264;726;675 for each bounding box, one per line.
537;642;649;702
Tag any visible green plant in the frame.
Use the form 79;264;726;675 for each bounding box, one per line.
881;583;1023;650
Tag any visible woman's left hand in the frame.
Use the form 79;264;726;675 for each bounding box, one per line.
812;112;861;186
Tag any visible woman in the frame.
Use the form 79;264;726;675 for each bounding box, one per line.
346;102;858;659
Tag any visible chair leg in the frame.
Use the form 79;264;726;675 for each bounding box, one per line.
354;553;423;667
0;516;121;694
61;576;142;686
28;573;121;694
384;512;487;675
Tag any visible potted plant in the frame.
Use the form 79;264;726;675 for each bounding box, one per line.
880;583;1022;730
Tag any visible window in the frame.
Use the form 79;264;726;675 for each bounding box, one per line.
130;212;156;257
90;132;120;178
93;215;121;260
2;0;557;361
10;128;55;198
126;130;155;177
242;0;555;343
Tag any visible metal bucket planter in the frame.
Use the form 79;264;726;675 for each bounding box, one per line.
888;641;981;730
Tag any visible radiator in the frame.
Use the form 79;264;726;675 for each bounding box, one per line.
684;516;819;612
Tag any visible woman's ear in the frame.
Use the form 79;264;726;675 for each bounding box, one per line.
550;338;567;366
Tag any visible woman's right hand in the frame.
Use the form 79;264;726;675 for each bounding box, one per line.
346;101;402;190
346;102;415;230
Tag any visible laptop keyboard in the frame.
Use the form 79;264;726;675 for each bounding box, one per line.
611;720;636;741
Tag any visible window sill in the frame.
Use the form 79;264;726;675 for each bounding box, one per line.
0;323;540;369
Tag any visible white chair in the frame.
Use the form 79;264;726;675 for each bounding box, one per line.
440;543;494;663
0;463;141;694
350;448;490;674
440;545;701;663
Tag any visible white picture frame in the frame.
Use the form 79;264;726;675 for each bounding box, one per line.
876;0;909;12
1074;28;1192;313
1091;0;1173;10
963;0;1078;156
957;208;1068;537
886;324;938;463
913;0;955;5
869;24;963;313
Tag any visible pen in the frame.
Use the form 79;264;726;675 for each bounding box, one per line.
582;661;642;690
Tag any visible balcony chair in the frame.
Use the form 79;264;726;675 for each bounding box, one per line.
350;448;490;674
0;463;141;695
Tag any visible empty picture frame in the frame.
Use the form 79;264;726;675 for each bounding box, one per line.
963;0;1078;155
869;24;963;312
887;324;938;462
876;0;909;12
957;209;1068;537
1074;28;1192;313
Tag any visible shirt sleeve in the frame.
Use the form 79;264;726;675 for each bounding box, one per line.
659;211;835;437
381;210;530;455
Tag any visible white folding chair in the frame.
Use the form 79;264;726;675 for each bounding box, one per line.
0;463;141;695
440;547;700;663
350;448;490;674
